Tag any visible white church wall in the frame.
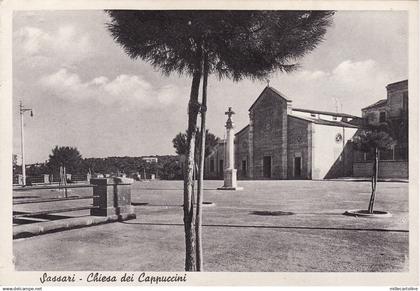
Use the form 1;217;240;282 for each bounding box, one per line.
312;124;357;179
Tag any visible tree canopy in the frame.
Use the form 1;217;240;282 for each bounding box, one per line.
106;11;334;80
352;124;395;153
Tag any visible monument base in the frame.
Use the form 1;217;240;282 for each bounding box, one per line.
90;177;136;221
217;168;243;191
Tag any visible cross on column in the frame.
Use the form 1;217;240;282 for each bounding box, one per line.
225;107;235;129
218;106;243;190
225;107;235;120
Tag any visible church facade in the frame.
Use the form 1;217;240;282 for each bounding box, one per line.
205;86;361;180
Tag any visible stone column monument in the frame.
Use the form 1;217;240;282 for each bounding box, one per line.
218;107;243;190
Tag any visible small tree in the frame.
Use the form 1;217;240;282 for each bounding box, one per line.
47;146;83;177
352;125;395;213
173;130;220;187
173;130;220;160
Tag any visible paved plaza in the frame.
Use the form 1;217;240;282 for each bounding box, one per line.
13;180;409;272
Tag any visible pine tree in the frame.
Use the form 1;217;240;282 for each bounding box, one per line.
106;10;334;270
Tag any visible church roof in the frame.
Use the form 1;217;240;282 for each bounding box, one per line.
248;86;292;112
235;124;250;136
288;114;359;128
292;108;359;119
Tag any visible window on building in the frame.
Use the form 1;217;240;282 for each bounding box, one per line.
394;145;408;161
310;113;316;117
379;148;394;161
403;91;408;112
353;150;365;162
379;111;386;123
210;159;214;172
365;151;374;161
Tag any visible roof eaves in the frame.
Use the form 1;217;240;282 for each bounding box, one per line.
292;108;359;118
288;114;314;123
312;119;359;128
289;113;359;128
386;79;408;89
361;99;387;110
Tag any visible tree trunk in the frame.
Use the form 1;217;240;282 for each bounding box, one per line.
195;53;209;271
368;147;379;213
183;69;201;271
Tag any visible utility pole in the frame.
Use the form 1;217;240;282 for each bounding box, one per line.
19;101;33;186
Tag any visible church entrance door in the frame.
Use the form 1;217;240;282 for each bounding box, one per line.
241;160;247;177
263;156;271;178
294;157;302;178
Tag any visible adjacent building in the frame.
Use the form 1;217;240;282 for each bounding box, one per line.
142;157;158;163
353;80;408;178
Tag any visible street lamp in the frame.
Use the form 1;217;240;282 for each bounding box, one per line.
19;100;33;186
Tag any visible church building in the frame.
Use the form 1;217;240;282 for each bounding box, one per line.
205;86;362;180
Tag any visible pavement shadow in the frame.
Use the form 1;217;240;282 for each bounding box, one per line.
132;203;181;207
138;188;219;191
13;196;40;199
251;210;294;216
131;202;214;207
13;211;74;225
119;221;408;233
13;218;43;225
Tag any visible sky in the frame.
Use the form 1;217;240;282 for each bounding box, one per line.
12;10;408;164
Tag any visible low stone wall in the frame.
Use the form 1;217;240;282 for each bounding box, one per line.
17;174;50;185
72;174;90;182
13;177;136;239
353;161;408;178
